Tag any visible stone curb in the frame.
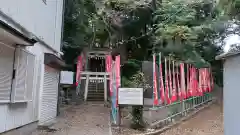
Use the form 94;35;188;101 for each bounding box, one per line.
134;99;216;135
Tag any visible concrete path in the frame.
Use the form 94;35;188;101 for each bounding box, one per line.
32;102;111;135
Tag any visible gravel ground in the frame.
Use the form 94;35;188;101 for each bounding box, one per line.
160;103;223;135
32;102;110;135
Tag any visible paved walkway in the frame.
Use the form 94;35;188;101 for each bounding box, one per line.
32;102;111;135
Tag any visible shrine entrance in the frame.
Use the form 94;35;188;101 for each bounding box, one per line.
75;49;120;103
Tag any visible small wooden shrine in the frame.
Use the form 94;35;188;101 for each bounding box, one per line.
76;48;112;102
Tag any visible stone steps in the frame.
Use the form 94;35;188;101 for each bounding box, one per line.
87;82;105;101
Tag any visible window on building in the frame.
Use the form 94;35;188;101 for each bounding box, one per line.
11;48;36;103
0;43;15;103
0;45;36;103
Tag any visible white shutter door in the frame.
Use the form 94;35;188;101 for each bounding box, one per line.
39;66;59;124
0;44;14;102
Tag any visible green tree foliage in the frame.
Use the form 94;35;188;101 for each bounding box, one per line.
151;0;229;85
62;0;236;85
62;0;112;65
62;0;153;65
153;0;226;68
61;0;238;128
218;0;240;19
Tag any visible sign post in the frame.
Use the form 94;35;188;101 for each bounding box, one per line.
118;88;144;106
118;88;143;130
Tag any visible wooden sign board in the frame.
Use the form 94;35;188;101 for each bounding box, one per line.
118;88;143;105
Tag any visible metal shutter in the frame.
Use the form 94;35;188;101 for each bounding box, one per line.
34;59;42;120
13;48;27;101
11;48;35;102
26;53;35;100
39;66;59;124
0;43;14;102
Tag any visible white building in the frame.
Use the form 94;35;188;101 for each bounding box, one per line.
0;0;65;134
216;47;240;135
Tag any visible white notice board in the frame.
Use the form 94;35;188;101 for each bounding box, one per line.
118;88;143;105
60;71;74;84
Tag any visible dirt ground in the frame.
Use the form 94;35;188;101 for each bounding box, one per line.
32;89;223;135
160;103;223;135
32;102;111;135
32;103;223;135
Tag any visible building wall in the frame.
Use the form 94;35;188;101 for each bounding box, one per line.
0;0;64;133
0;42;53;133
27;43;53;124
0;0;64;52
223;55;240;135
2;122;38;135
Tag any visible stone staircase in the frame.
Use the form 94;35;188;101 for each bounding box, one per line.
87;81;105;101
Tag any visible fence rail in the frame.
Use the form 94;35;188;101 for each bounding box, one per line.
119;93;214;128
117;53;215;129
146;93;213;128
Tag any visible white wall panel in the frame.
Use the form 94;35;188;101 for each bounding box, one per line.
0;106;7;133
224;55;240;135
0;0;64;52
0;0;64;130
0;43;49;133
